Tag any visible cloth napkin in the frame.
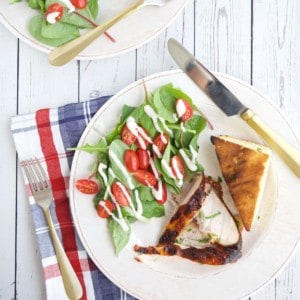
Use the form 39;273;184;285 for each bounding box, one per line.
11;97;137;300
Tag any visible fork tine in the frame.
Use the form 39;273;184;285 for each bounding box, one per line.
22;158;49;192
31;158;49;189
22;160;38;193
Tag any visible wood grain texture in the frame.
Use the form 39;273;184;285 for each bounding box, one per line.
0;0;300;299
0;21;18;300
251;1;300;298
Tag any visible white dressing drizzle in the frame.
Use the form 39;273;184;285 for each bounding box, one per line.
115;183;145;221
161;159;183;187
152;144;162;158
180;122;186;132
98;163;108;185
144;105;173;136
126;117;152;149
149;156;159;178
59;0;76;12
150;179;163;200
175;99;186;117
108;150;134;189
103;187;129;231
46;12;60;24
179;146;198;171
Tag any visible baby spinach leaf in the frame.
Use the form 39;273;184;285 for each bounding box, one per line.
142;201;165;218
108;218;131;256
68;138;107;154
29;15;80;47
88;0;99;19
152;84;177;123
41;20;80;39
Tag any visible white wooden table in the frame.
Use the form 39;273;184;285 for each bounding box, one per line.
1;1;300;299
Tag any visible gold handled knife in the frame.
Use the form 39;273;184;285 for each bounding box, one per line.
168;38;300;177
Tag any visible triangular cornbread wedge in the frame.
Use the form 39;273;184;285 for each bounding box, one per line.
211;135;272;231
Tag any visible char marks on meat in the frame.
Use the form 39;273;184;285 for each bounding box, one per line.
134;175;242;265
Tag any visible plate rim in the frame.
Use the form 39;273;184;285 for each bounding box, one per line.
0;0;188;60
69;69;300;299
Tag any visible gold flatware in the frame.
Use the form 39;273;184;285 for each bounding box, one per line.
49;0;169;66
21;158;83;300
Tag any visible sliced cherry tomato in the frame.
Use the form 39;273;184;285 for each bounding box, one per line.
133;170;157;187
111;182;130;206
70;0;87;9
45;3;64;24
97;200;115;218
170;155;186;179
154;182;168;205
136;148;150;170
175;98;193;121
121;124;137;145
153;133;169;157
135;127;150;149
75;179;99;194
124;149;139;172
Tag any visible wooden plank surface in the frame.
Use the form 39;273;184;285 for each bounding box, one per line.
0;0;300;299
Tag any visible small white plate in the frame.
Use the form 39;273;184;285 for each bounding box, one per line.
0;0;187;60
69;70;300;299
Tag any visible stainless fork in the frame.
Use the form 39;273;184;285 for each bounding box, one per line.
22;158;83;300
49;0;170;66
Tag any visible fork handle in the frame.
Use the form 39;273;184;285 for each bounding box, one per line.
49;0;145;66
44;208;83;300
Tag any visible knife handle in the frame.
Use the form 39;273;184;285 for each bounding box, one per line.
241;109;300;177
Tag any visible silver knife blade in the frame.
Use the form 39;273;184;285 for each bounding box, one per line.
167;38;246;116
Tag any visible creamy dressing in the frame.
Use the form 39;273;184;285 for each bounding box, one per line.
179;146;198;171
59;0;76;12
98;163;108;185
150;179;164;200
108;150;135;189
171;158;184;180
144;105;173;136
105;187;129;231
126;117;152;149
152;144;162;158
175;99;186;117
161;159;183;187
116;182;146;221
46;12;60;24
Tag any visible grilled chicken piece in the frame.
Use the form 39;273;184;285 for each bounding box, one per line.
134;175;242;265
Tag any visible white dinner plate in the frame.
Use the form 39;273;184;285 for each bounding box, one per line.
0;0;187;60
69;70;300;299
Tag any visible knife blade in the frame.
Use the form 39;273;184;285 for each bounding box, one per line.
168;38;300;177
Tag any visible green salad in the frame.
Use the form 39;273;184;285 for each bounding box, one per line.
74;83;207;254
10;0;106;47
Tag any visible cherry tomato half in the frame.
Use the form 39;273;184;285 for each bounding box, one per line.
75;179;99;194
136;148;150;170
121;124;137;145
175;98;193;121
170;155;186;179
97;200;115;218
124;149;139;172
70;0;87;9
111;182;130;206
133;170;157;187
45;3;64;24
153;133;169;157
155;182;168;205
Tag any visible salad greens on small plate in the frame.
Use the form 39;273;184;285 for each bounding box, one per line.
1;0;188;59
69;70;300;300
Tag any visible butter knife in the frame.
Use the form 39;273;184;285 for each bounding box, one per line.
168;38;300;177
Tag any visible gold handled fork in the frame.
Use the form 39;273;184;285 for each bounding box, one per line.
21;158;83;300
49;0;170;66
